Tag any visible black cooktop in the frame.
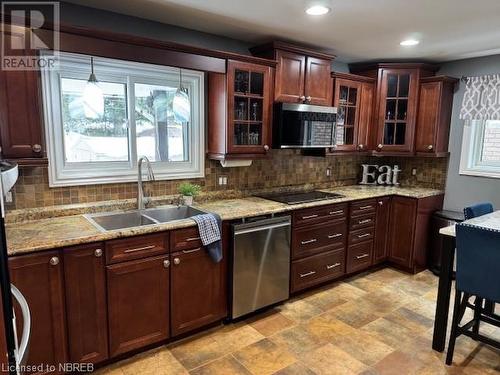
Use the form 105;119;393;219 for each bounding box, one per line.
257;190;345;205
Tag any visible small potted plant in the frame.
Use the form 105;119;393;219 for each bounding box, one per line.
178;182;201;206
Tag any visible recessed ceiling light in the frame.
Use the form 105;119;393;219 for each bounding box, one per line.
400;39;420;46
306;5;330;16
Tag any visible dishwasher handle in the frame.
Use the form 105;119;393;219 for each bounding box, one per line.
11;284;31;367
234;221;290;236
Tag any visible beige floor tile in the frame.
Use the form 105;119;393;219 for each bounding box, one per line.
272;361;316;375
329;300;381;328
269;324;324;355
360;317;415;349
277;299;324;323
232;338;297;375
189;355;251;375
304;282;367;311
246;309;296;337
301;343;369;375
373;350;423;375
383;306;434;334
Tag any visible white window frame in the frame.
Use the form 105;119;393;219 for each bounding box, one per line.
41;52;205;187
460;120;500;179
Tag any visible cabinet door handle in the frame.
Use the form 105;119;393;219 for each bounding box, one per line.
326;263;341;270
378;201;383;206
263;145;270;151
49;257;59;266
124;245;156;253
358;205;373;210
173;257;181;265
357;233;371;239
302;214;318;220
329;210;344;215
163;260;170;268
358;144;364;150
94;248;103;257
427;144;434;151
306;96;312;102
299;271;316;278
301;238;317;245
299;95;306;101
182;248;201;254
32;144;42;153
358;219;372;224
186;237;200;242
327;233;342;239
377;144;383;150
356;253;370;260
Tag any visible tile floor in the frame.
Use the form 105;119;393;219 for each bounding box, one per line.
95;268;500;375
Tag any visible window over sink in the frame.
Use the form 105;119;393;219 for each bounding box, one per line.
41;52;204;187
460;120;500;178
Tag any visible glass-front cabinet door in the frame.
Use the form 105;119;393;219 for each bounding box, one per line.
333;78;361;151
376;69;418;153
227;60;271;155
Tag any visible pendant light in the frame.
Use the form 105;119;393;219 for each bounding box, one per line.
83;56;104;119
172;68;190;123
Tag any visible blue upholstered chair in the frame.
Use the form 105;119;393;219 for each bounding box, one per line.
446;223;500;365
463;202;494;220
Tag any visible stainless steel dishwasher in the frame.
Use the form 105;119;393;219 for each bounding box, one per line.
231;215;291;319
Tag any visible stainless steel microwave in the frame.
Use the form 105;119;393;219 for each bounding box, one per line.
273;103;337;148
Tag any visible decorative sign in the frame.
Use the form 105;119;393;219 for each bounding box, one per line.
360;164;401;186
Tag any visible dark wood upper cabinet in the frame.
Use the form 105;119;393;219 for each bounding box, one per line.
274;50;306;103
351;63;439;155
329;73;375;154
415;76;458;156
373;197;391;264
250;42;334;106
107;255;170;357
0;25;44;160
63;243;108;365
208;60;273;160
9;251;68;374
170;246;226;336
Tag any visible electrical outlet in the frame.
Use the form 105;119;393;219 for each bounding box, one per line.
412;168;417;176
326;167;331;177
218;175;228;187
5;191;12;203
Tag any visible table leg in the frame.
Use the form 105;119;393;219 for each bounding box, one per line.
432;234;456;352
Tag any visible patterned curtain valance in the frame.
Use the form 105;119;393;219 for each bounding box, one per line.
460;74;500;121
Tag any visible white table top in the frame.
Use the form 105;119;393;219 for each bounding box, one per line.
439;210;500;237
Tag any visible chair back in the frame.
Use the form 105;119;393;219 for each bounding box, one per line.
455;223;500;303
464;202;494;220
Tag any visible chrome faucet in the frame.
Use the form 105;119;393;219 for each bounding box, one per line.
137;156;155;210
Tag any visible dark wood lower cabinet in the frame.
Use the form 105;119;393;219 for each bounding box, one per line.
291;250;345;292
63;244;108;364
388;197;417;269
107;255;170;357
9;251;68;374
373;197;391;264
170;247;226;336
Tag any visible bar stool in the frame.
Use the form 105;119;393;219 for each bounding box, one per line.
445;223;500;365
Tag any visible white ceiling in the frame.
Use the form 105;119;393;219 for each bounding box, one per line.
65;0;500;63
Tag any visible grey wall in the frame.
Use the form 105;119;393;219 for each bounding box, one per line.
58;2;252;54
438;55;500;211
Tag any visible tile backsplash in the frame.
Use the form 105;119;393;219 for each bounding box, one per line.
9;150;449;210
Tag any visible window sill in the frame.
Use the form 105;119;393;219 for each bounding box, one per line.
459;168;500;179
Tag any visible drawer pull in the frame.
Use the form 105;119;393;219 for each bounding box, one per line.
299;271;316;278
329;210;344;215
357;233;371;239
301;239;317;245
358;219;372;224
358;205;373;210
186;237;201;242
327;233;342;239
302;214;319;220
124;245;156;253
356;253;370;260
182;248;201;254
49;257;59;266
94;248;103;257
326;262;341;270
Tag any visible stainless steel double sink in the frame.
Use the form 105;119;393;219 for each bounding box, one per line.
84;206;206;231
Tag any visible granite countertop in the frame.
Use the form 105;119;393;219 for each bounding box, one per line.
6;185;444;256
439;210;500;237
